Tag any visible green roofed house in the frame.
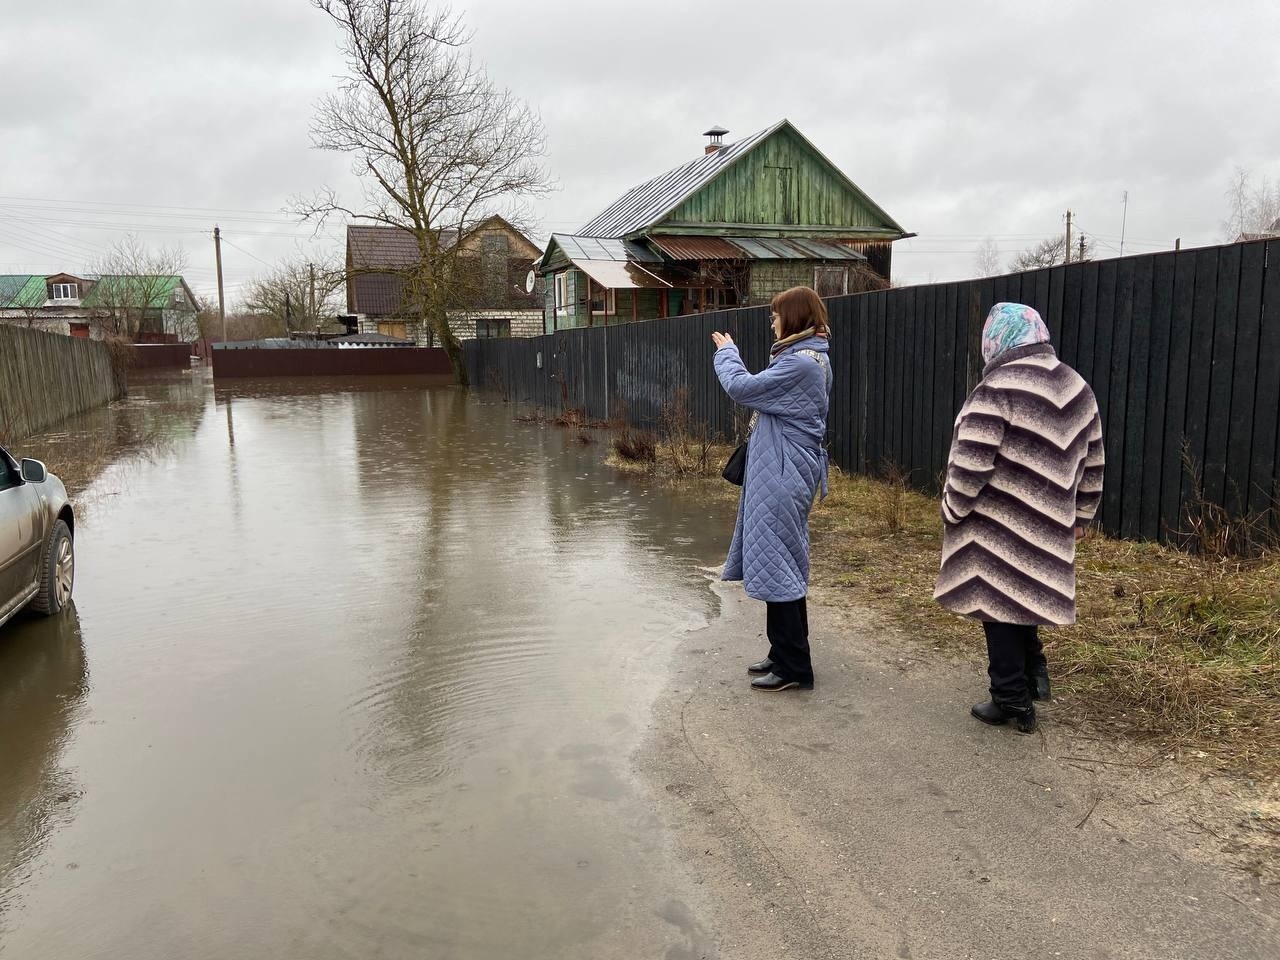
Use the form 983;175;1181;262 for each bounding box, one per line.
0;272;198;340
537;120;911;332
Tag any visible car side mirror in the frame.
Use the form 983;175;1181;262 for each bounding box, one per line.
20;459;47;483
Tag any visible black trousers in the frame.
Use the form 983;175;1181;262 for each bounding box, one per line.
766;598;813;684
983;621;1046;710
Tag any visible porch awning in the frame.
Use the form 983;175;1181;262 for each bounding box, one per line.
570;258;673;289
647;235;869;262
647;236;745;260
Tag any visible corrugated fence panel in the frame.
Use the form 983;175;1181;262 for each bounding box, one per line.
1204;244;1241;510
463;239;1278;545
1250;240;1280;520
1120;255;1154;540
1226;242;1265;518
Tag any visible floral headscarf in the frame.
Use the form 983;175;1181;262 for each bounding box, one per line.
981;302;1050;363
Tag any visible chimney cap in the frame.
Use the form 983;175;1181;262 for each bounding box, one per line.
703;125;730;138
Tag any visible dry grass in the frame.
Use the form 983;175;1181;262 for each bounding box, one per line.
810;468;1280;778
607;438;740;484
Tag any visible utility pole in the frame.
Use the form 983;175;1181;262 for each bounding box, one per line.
1065;209;1073;265
1120;190;1129;256
213;225;226;342
1078;234;1087;263
308;262;316;331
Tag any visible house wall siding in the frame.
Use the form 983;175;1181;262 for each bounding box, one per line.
664;126;890;232
748;261;827;302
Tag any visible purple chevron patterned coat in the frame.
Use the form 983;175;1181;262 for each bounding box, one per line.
933;342;1105;626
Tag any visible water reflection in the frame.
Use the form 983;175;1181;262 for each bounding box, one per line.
0;379;735;959
15;372;208;520
0;605;88;925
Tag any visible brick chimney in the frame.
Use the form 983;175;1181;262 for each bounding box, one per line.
703;125;729;155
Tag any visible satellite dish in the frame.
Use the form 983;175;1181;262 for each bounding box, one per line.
525;270;537;294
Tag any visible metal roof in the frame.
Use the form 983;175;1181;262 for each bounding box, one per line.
731;237;867;261
546;234;663;264
347;225;437;269
647;236;745;260
329;332;411;345
572;259;672;290
82;275;189;310
577;122;783;238
648;235;867;262
0;275;46;308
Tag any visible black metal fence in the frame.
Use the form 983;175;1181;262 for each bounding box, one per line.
465;238;1280;544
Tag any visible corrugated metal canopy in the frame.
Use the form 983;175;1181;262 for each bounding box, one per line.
550;235;662;263
570;259;672;289
647;236;867;262
730;237;867;261
647;236;745;260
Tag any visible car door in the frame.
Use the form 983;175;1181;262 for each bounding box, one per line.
0;448;43;620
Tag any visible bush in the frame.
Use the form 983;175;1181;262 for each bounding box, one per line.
612;426;657;462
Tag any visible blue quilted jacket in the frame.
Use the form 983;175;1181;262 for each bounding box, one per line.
714;336;831;602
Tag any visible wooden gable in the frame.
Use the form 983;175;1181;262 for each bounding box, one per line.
656;123;904;238
456;215;542;259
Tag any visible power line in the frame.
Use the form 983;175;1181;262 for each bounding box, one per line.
219;236;274;268
0;194;302;219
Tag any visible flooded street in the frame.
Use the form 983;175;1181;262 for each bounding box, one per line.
0;374;735;959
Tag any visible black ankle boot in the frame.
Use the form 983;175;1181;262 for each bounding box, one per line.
751;672;813;692
747;657;776;676
971;700;1037;734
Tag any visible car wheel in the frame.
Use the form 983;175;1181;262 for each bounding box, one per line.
31;519;73;616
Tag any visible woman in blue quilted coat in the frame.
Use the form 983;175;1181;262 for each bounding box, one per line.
711;286;832;692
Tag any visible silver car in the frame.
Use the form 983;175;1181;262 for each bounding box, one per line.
0;445;74;628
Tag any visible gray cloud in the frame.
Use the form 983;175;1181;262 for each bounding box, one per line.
1;0;1276;299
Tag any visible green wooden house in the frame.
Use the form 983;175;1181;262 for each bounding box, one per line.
538;120;910;332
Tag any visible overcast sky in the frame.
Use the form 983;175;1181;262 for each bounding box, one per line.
2;0;1277;306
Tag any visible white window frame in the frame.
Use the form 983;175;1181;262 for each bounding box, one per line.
554;273;568;312
51;282;79;301
590;287;616;316
813;266;849;297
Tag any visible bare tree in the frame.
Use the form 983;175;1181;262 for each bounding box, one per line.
295;0;553;384
89;234;190;340
226;311;288;341
242;259;345;336
973;237;1002;277
16;302;46;330
1008;235;1094;272
1223;167;1280;240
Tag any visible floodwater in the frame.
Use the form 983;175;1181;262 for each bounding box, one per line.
0;373;736;959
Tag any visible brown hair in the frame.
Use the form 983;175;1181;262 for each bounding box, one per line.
770;286;829;339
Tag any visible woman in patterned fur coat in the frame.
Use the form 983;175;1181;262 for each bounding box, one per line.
934;302;1105;733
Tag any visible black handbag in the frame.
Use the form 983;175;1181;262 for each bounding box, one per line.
722;441;748;485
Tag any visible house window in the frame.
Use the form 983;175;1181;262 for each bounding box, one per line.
476;318;511;339
51;282;78;301
813;266;849;298
172;288;186;306
590;287;616;316
554;273;568;312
